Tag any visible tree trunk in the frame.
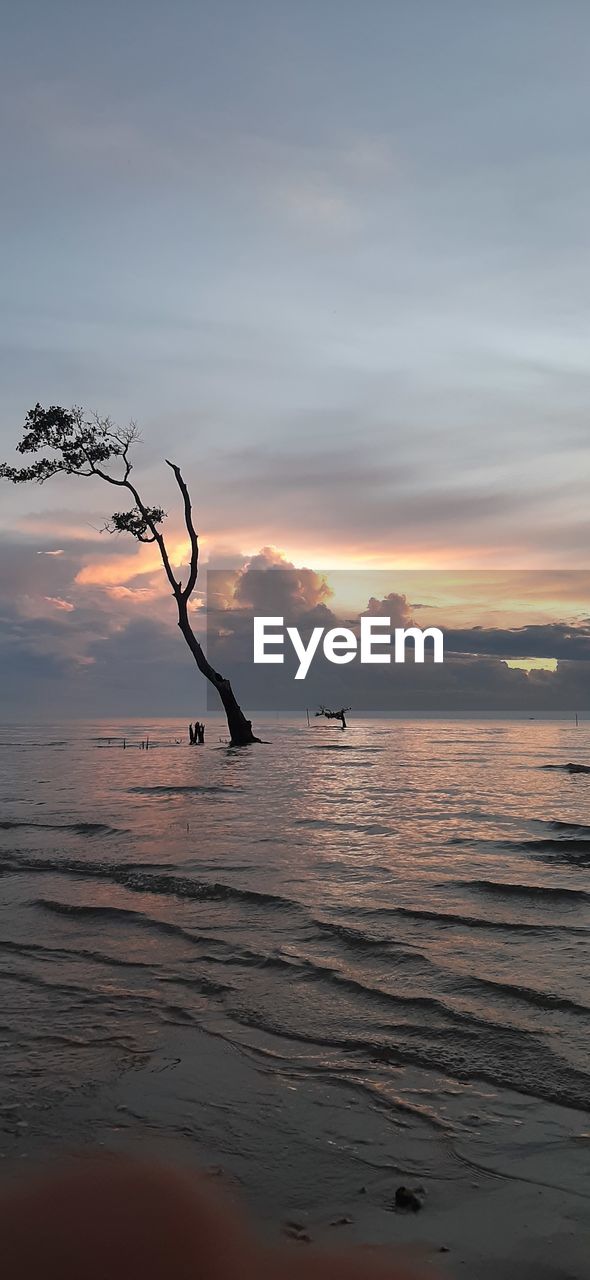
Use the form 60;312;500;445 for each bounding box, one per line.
215;676;260;745
176;602;260;746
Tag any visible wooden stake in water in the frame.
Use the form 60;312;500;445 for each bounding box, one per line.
306;707;310;727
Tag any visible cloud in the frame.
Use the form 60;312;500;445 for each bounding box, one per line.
75;546;164;587
2;513;590;718
174;438;588;568
443;621;590;662
44;596;75;612
362;592;413;626
106;585;160;602
204;566;590;714
233;547;333;615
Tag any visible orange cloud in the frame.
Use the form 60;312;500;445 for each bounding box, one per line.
75;537;191;588
76;546;163;586
106;585;160;602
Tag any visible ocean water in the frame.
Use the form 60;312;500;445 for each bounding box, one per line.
0;717;589;1185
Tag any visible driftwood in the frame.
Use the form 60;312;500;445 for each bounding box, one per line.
315;705;351;729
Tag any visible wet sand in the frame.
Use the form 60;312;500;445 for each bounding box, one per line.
3;1024;588;1277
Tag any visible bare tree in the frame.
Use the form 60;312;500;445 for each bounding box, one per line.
1;404;260;745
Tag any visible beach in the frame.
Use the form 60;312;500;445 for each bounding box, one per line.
0;717;589;1275
2;1023;589;1276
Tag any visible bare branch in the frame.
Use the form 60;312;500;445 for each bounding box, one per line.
166;459;200;601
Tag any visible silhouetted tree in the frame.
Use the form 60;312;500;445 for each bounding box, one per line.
1;404;260;745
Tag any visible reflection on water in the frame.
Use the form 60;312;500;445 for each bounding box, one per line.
0;716;588;1167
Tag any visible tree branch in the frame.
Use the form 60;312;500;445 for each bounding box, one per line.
166;459;199;601
90;462;180;596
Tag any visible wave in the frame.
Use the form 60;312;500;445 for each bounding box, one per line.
313;918;431;964
541;762;590;774
295;955;504;1034
224;1005;590;1114
372;905;585;935
524;837;590;851
33;898;204;942
459;879;589;904
0;852;302;915
314;919;394;950
295;818;394;835
449;832;590;867
523;839;590;868
2;957;225;1012
546;819;590;834
535;851;590;870
128;785;243;796
0;933;166;973
0;820;123;836
4;909;292;991
311;920;589;1015
308;745;383;753
467;974;590;1017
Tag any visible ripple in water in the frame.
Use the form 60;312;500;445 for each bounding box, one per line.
0;718;588;1135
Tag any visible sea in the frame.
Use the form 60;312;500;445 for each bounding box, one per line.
0;716;588;1203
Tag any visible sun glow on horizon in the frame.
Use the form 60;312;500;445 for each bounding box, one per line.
504;657;558;673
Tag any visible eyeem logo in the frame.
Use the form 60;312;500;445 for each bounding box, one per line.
253;617;444;680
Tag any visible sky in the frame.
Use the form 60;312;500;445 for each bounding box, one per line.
1;1;589;715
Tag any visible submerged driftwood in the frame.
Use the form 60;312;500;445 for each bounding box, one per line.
315;705;351;730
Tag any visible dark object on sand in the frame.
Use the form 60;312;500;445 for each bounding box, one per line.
189;722;205;745
394;1185;423;1213
281;1220;311;1243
